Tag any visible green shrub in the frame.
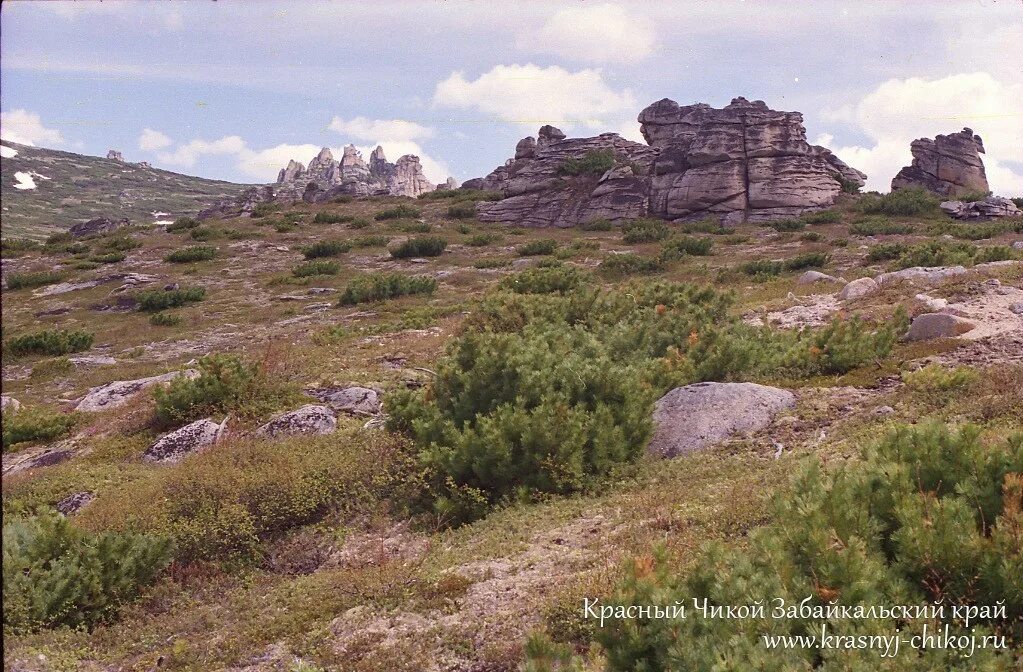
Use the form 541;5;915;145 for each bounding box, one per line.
374;204;421;220
926;220;1010;240
894;240;977;268
660;236;713;260
188;226;222;241
389;236;447;259
800;231;823;242
1012;197;1023;209
599;254;663;277
348;217;372;229
312;212;354;225
338;272;437;305
88;252;125;264
836;176;862;194
783;251;829;270
6;271;63;290
2;406;77;450
622;219;669;244
958;190;992;202
3;512;172;632
349;235;390;248
581;219;614;231
680;218;729;235
592;422;1022;670
149;312;182;327
136;287;206;312
250;203;278;218
557;149;616;176
301;239;351;259
973;245;1019;264
419;188;501;202
903;363;978;403
6;329;93;357
517;239;559;256
331;195;354;204
455;223;473;234
153;354;299;426
850;216;915;236
465;232;502;247
166;217;199;232
866;242;908;262
768;218;806;232
1;238;41;257
446;202;477;219
858;187;943;217
739;259;784;277
96;235;141;252
272;220;298;233
500;265;588;294
292;260;341;277
164;246;216;263
799;209;842;224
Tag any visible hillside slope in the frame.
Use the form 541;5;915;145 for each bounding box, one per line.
0;141;254;240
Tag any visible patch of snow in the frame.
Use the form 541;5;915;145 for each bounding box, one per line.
151;211;171;217
13;171;36;190
154;219;173;225
0;145;17;158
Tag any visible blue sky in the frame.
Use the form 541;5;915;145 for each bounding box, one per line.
2;0;1021;193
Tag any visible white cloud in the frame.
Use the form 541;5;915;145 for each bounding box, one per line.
157;136;247;167
520;3;656;64
234;143;329;181
328;117;434;142
432;63;637;130
138;128;172;151
821;72;1023;195
0;109;64;146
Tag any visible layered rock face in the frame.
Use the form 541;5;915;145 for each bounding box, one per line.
941;197;1020;220
275;145;438;200
891;128;988;197
638;97;866;224
473;127;658;228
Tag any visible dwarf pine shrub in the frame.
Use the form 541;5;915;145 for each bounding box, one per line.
516;239;559;256
599;254;663;277
348;234;390;248
374;204;421;220
6;271;63;290
865;242;908;262
166;217;200;232
88;252;125;264
446;202;477;219
2;406;77;450
292;260;341;277
312;212;354;225
800;209;842;224
6;329;94;357
581;219;615;231
500;264;589;294
149;312;182;327
338;272;437;305
660;236;713;260
465;232;502;247
395;220;432;233
3;512;172;632
557;149;616;176
301;239;351;259
389;236;447;258
622;219;670;244
188;226;222;241
164;245;216;263
136;287;205;311
850;217;915;236
680;218;730;235
591;422;1023;670
768;218;806;232
858;187;942;217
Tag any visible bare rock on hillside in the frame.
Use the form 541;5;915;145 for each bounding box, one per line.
56;491;95;515
143;417;228;464
649;382;796;458
74;369;199;412
904;313;977;341
69;216;129;237
875;266;967;286
272;145;434;201
891;128;988;197
198;185;277;220
940;197;1020;220
474;127;658;227
388;155;434;198
255;404;337;438
638;97;865;224
308;386;381;415
1;395;22;412
106;149;124;161
838;277;879;301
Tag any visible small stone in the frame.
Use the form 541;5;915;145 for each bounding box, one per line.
905;313;977;341
874;405;895;416
838;277;879;301
797;270;842;285
143;417;228;464
1009;302;1023;315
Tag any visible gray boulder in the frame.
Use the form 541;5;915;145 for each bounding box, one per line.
56;491;95;516
905;313;977;341
838;277;879;301
1;395;22;413
308;386;381;415
891;128;988;197
648;382;796;458
75;370;198;412
255;404;337;438
69;217;129;237
143;417;227;464
875;266;967;285
940;197;1021;220
798;270;843;285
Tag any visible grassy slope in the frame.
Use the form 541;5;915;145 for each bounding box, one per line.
1;141;253;240
2;193;1022;670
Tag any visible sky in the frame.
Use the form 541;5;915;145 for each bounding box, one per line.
1;0;1021;193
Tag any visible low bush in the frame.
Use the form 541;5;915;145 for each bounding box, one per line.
958;190;992;202
500;264;589;294
348;217;372;229
590;422;1022;670
517;239;559;256
1012;197;1023;208
312;212;354;225
857;187;942;217
446;202;477;219
166;217;199;232
473;258;510;269
865;242;908;262
557;149;616;176
581;219;615;231
739;253;827;276
1;238;41;256
338;272;437;305
465;232;502;247
136;287;206;312
301;239;351;259
250;203;278;218
6;271;63;290
389;235;447;258
973;245;1019;264
96;235;141;252
599;254;663;277
374;204;421;220
419;188;502;202
768;218;806;232
894;240;977;268
349;234;390;248
3;512;172;632
622;219;670;244
6;329;93;357
680;218;730;235
2;406;77;450
903;363;978;404
292;260;341;277
188;226;222;241
149;312;182;327
849;216;915;236
800;231;823;242
153;353;300;426
799;209;841;224
926;220;1010;240
164;245;216;263
660;236;713;260
783;251;829;270
272;220;298;233
88;252;125;264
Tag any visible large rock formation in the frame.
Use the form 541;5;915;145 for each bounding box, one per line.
940;197;1020;220
891;128;988;197
472;127;658;228
638;97;866;224
274;145;438;200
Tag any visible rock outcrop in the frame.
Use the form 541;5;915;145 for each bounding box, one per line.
255;404;337;438
56;492;95;516
940;197;1020;220
472;127;658;228
69;217;129;237
274;145;434;200
143;417;228;464
308;386;381;415
197;186;276;220
891;128;988;197
74;370;198;412
106;150;124;161
648;382;796;458
638;97;866;224
905;313;977;341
